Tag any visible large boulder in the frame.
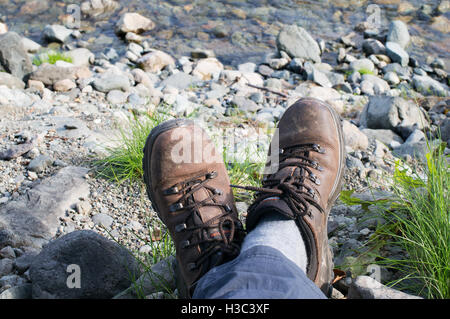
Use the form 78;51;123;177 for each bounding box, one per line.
0;72;25;89
360;96;429;133
43;25;73;43
412;74;448;97
0;32;33;80
0;166;90;249
29;230;141;299
276;25;321;63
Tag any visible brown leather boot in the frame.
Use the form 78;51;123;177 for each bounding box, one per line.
142;118;244;298
243;97;345;297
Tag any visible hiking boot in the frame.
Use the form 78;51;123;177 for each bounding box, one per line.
142;118;245;298
244;97;345;296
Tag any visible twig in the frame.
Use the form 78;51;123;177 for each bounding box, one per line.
245;83;288;98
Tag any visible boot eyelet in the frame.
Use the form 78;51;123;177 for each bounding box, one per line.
188;263;197;271
224;204;232;212
206;171;218;179
169;202;184;212
175;223;187;232
214;188;223;195
315;178;321;186
279;148;284;154
163;186;179;195
181;240;190;249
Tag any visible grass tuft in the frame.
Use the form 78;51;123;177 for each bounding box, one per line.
33;50;73;66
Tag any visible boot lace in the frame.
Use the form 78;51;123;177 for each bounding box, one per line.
231;143;325;219
164;171;243;271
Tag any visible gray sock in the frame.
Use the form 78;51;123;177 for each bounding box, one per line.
241;212;308;273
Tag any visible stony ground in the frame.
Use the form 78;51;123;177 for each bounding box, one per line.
0;4;449;299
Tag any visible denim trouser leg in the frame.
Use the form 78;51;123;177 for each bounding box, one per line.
192;245;327;299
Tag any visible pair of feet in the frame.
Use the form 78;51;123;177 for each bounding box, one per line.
142;98;345;298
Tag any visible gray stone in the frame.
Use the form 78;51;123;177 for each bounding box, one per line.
29;64;77;86
43;25;73;43
276;25;321;63
30;230;141;299
348;276;422;299
362;39;386;55
92;72;130;92
361;128;404;146
360;74;390;95
383;63;411;78
0;72;25;89
384;71;400;85
115;12;155;34
0;246;16;259
342;120;369;150
0;284;32;299
439;118;450;143
392;141;428;161
0;139;36;161
350;58;375;73
412;75;448;97
160;72;200;90
0;259;13;277
405;129;425;144
0;32;33;80
113;256;176;299
14;252;38;274
27;155;53;173
92;213;114;228
0;274;26;288
106;90;129;104
387;20;410;49
360;96;429;132
231;96;261;113
386;42;409;67
66;48;95;67
0;166;90;248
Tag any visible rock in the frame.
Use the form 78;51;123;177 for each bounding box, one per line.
342;120;369;150
383;63;411;78
0;32;33;80
29;64;77;86
360;74;390;95
439;118;450;143
92;71;130;93
392;141;428;161
231;96;261;113
0;23;7;34
276;25;321;63
405;129;425;144
21;37;41;53
192;58;224;81
360;96;429;132
0;139;37;161
384;71;400;85
412;75;448;97
53;79;76;92
29;230;141;299
80;0;119;17
115;12;155;34
350;58;375;73
160;72;200;90
0;274;26;288
43;25;72;43
106;90;129;104
66;48;95;67
348;276;422;299
0;284;32;299
0;72;25;89
0;246;15;259
385;42;409;67
362;39;386;55
14;252;38;274
0;166;90;248
137;50;175;73
387;20;410;49
0;259;13;277
27;155;54;173
91;213;114;228
113;256;176;299
361;128;404;146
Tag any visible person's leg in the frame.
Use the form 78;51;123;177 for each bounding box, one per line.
193;212;326;299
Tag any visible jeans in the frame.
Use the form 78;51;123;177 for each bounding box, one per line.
192;245;327;299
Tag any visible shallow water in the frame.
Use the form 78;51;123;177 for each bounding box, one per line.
1;0;449;68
